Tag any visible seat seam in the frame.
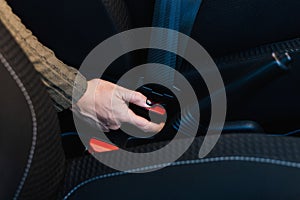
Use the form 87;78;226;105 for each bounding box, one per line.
63;156;300;199
0;53;37;200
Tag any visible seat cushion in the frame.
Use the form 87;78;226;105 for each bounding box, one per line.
60;134;300;199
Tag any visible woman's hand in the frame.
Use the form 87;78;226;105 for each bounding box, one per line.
73;79;164;133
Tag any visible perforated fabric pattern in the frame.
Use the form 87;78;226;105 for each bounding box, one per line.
59;134;300;198
0;20;65;199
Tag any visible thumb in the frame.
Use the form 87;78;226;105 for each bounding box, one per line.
126;109;165;133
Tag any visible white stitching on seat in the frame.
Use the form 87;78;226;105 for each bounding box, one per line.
0;53;37;200
63;156;300;199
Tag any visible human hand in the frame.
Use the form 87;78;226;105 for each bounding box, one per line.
73;79;164;133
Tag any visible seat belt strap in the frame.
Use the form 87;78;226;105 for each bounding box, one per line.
146;0;203;87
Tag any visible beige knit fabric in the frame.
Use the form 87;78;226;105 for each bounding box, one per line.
0;0;87;111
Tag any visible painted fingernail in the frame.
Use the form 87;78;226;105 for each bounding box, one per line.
146;99;153;106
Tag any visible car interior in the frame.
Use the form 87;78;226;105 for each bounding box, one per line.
1;0;300;199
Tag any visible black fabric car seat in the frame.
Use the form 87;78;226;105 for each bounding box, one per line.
2;15;300;200
60;135;300;200
2;1;300;200
0;20;65;199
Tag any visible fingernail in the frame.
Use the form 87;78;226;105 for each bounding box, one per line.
146;99;153;106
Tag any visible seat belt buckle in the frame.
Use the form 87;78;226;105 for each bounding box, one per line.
89;138;119;153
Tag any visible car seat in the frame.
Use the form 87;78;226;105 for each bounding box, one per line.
2;17;300;200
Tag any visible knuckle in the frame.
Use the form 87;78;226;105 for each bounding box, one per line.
110;124;121;130
141;121;152;132
135;92;144;99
